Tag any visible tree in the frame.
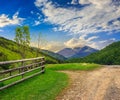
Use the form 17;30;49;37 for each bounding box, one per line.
14;26;30;59
36;32;42;57
33;32;46;57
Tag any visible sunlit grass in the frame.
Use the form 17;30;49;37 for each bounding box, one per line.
0;63;101;100
47;63;101;71
0;70;68;100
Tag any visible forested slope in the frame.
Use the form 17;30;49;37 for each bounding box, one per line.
67;41;120;65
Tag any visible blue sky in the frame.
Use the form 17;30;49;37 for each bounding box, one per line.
0;0;120;52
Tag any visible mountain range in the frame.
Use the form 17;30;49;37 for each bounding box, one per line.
1;36;120;66
68;41;120;65
57;46;98;58
41;49;66;62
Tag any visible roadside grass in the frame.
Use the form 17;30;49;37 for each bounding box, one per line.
0;70;68;100
0;63;101;100
47;63;101;71
2;68;42;86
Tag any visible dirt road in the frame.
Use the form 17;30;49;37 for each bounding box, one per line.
56;66;120;100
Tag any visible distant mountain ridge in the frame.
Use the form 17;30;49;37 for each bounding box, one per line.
41;49;66;62
57;46;98;58
67;41;120;65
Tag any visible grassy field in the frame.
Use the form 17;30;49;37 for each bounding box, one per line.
47;63;100;71
0;63;101;100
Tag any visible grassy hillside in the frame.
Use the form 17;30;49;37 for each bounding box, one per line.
67;41;120;65
0;37;59;69
0;63;100;100
41;49;66;62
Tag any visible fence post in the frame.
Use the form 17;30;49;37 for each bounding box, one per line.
9;71;12;76
41;58;45;74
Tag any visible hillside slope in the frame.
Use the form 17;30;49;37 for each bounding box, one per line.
68;41;120;65
0;37;59;65
41;49;66;62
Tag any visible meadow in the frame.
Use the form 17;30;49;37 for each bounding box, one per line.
0;63;101;100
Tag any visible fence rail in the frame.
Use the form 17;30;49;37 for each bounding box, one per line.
0;57;45;91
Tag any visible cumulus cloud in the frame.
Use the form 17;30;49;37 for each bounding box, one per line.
71;0;79;5
87;36;98;42
34;0;48;7
64;38;86;48
33;34;99;51
0;12;24;27
89;38;116;49
78;0;90;4
34;20;41;26
31;41;65;52
81;0;112;9
64;35;99;48
42;41;65;52
35;0;120;49
35;0;120;35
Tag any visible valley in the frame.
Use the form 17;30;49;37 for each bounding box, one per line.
0;37;120;100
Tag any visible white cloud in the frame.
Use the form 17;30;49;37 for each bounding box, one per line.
71;0;79;5
35;0;120;36
78;0;90;4
113;20;120;26
64;35;99;48
0;12;24;27
34;0;48;7
64;38;86;48
89;38;116;49
87;36;98;42
35;0;120;49
88;0;112;9
42;41;65;52
34;20;41;26
31;41;65;52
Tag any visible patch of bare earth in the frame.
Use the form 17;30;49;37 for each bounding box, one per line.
56;66;120;100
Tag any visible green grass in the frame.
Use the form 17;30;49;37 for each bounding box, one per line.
47;63;101;71
0;63;101;100
0;37;59;69
0;70;68;100
1;68;42;86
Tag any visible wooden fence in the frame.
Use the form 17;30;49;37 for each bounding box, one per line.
0;57;45;91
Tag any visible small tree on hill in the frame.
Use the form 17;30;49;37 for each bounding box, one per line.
14;26;30;59
36;32;41;57
33;32;44;57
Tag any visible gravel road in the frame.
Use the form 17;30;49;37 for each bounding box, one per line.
56;66;120;100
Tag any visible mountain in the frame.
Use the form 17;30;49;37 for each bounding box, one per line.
0;37;60;69
57;46;98;58
57;48;76;58
68;41;120;65
41;49;66;62
71;46;98;58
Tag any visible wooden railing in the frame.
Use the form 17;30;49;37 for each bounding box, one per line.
0;57;45;91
